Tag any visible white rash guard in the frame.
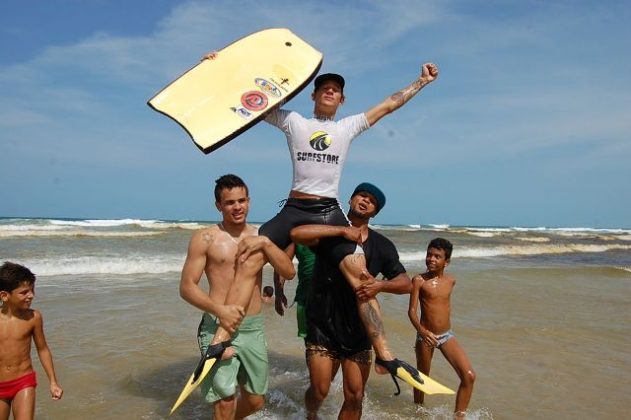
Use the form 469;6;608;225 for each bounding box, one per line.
264;108;370;199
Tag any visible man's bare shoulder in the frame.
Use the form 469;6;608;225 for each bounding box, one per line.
191;225;220;243
184;226;222;258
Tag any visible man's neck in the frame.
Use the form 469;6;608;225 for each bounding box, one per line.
313;113;335;121
313;105;336;120
349;215;370;233
220;221;247;236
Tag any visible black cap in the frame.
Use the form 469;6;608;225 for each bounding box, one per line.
314;73;345;91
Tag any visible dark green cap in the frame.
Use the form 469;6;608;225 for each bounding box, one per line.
352;182;386;213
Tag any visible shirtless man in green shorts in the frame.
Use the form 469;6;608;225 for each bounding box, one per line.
179;174;295;419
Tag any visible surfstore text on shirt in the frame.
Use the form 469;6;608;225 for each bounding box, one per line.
295;152;340;164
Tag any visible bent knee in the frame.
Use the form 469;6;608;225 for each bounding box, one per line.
343;389;364;405
309;384;331;401
461;368;476;386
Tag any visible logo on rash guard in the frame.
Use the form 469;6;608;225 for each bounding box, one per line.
309;131;332;151
298;131;339;164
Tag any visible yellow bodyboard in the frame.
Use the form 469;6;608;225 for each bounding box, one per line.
148;28;323;154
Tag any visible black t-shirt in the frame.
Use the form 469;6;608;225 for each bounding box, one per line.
306;229;406;356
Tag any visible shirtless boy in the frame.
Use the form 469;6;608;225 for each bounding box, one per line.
179;174;295;419
0;262;63;420
408;238;475;418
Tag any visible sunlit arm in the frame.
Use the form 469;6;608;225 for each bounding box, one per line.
407;274;427;335
179;231;223;315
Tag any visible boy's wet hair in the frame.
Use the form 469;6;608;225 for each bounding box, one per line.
0;261;36;293
214;174;249;202
428;238;453;259
262;286;274;297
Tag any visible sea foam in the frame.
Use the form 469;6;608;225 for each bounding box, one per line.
22;255;185;276
399;243;631;260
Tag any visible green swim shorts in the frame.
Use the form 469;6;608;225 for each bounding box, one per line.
197;312;268;403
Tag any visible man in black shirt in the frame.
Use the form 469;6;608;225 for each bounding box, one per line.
290;183;411;419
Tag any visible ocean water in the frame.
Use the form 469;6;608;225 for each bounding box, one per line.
1;218;630;419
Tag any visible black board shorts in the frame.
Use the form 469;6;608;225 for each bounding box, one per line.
259;197;350;250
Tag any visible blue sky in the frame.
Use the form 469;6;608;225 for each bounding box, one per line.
1;0;629;228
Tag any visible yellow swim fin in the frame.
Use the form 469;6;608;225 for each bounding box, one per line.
375;358;455;396
169;341;231;415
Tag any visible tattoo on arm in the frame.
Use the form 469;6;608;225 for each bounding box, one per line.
202;233;214;244
390;92;404;106
390;79;425;108
360;302;385;339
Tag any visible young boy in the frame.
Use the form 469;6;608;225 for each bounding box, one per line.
0;262;63;420
408;239;475;418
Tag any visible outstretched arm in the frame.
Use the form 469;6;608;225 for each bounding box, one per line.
290;224;362;246
364;63;439;126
